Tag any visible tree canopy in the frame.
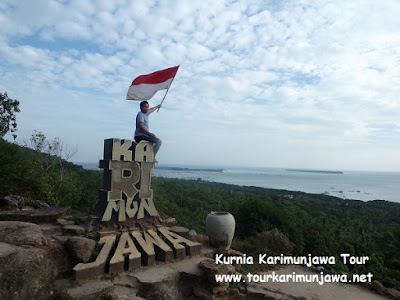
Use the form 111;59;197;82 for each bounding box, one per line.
0;92;20;140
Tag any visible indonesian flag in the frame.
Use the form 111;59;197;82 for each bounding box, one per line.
126;66;179;101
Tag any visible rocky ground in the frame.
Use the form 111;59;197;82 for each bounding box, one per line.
259;265;396;300
1;195;399;300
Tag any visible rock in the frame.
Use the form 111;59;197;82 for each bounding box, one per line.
75;216;88;225
38;223;63;236
74;216;99;233
199;258;235;295
160;216;177;227
384;287;400;299
57;217;75;226
106;286;145;300
226;249;245;271
212;283;229;294
25;206;69;223
21;206;35;211
371;280;385;294
0;210;19;221
66;280;114;300
52;235;70;244
193;287;218;300
49;236;76;275
199;258;235;278
129;256;209;299
63;224;86;235
113;273;141;288
189;229;197;238
50;278;74;295
65;236;96;263
0;246;58;300
29;200;50;209
169;226;190;238
86;215;101;233
193;234;209;244
226;249;244;256
246;283;300;300
0;195;23;208
0;242;18;264
134;265;177;284
0;207;69;223
0;221;48;247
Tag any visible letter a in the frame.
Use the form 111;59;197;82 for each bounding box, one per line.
135;141;154;162
109;232;141;273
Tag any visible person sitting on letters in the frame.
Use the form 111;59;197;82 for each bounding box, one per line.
134;101;162;163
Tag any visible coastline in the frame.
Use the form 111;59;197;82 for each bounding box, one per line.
76;162;400;203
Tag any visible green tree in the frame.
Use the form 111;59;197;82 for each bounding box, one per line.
0;139;52;201
26;130;78;206
0;92;20;140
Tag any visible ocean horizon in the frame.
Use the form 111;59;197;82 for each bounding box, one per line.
76;162;400;204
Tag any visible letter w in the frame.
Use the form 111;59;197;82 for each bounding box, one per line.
215;274;242;283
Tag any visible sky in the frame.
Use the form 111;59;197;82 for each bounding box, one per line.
1;0;399;172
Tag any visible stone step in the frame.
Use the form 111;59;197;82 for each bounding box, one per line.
57;217;75;226
63;224;86;235
66;280;113;300
106;286;145;300
38;223;63;236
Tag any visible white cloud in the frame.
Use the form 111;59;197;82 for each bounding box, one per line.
0;0;399;171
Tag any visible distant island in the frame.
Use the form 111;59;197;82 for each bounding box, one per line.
286;169;343;174
155;166;225;173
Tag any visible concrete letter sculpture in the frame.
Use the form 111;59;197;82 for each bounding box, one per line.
73;138;201;280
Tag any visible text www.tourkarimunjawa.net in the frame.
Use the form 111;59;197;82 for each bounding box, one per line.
215;272;373;285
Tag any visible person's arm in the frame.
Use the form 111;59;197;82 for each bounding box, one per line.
138;122;155;137
148;104;162;114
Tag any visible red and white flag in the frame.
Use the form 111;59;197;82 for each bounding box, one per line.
126;66;179;101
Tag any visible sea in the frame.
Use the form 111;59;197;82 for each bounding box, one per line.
78;163;400;204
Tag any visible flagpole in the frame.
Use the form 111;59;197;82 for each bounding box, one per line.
157;85;170;113
157;67;178;112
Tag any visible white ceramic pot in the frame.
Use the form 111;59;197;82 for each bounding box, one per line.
206;211;235;250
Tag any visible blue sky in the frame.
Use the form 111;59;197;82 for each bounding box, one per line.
1;0;399;171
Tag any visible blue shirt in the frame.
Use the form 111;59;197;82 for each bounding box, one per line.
135;111;150;137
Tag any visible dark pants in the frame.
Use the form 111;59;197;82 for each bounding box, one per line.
135;135;160;144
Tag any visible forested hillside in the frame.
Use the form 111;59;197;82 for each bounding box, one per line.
1;138;399;289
